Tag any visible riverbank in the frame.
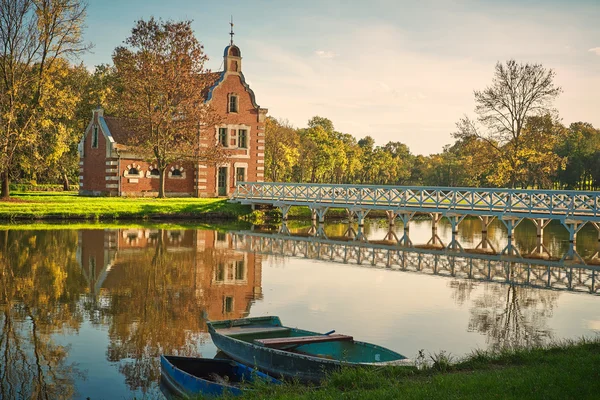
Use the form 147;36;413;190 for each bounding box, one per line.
231;339;600;399
0;192;400;222
0;192;252;221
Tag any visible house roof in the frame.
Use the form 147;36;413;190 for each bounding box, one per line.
103;116;134;144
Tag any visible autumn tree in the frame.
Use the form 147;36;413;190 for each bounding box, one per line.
0;0;89;198
264;117;299;182
454;60;562;188
112;18;223;198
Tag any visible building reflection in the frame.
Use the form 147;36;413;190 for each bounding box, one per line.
76;228;263;392
0;230;86;400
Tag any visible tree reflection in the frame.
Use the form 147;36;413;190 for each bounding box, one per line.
82;229;262;392
466;265;559;350
0;230;86;400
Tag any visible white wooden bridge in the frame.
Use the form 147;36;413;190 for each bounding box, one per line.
232;182;600;244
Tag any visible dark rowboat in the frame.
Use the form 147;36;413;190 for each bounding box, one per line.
207;316;413;383
160;355;279;398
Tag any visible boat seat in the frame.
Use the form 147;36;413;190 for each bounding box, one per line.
255;334;353;348
216;326;291;336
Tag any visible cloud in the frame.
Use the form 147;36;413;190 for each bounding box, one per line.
589;47;600;56
314;50;336;59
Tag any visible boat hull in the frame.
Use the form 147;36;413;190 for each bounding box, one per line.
208;316;413;383
160;355;278;397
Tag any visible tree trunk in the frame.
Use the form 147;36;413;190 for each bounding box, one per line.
158;169;166;198
1;171;9;199
62;172;70;191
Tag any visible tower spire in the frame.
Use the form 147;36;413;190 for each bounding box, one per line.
229;16;234;46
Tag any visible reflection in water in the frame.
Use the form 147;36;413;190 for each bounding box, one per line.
467;283;558;351
0;230;86;400
234;219;600;353
77;228;262;393
0;222;598;399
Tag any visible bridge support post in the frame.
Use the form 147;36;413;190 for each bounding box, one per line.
308;221;327;238
562;219;587;244
562;242;584;263
532;218;551;239
499;217;524;256
397;212;415;247
446;213;467;251
426;213;444;248
310;206;329;224
279;222;291;236
349;208;370;227
383;226;399;242
274;203;292;221
475;232;496;253
478;216;496;235
343;222;357;240
386;210;398;229
345;208;355;222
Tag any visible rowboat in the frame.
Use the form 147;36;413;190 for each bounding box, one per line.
160;355;280;398
207;316;413;383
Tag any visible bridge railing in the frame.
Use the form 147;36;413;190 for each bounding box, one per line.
233;182;600;220
231;231;600;295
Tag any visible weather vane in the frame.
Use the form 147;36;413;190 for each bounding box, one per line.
229;16;234;46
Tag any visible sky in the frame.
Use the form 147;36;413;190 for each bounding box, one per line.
82;0;600;155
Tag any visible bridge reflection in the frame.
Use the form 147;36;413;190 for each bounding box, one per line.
232;226;600;296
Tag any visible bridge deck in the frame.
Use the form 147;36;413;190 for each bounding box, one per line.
232;182;600;221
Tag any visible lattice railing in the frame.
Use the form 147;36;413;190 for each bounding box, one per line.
232;232;600;295
233;182;600;220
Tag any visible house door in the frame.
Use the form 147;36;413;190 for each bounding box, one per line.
218;167;228;196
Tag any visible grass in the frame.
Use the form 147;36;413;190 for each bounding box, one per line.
219;339;600;400
0;192;253;221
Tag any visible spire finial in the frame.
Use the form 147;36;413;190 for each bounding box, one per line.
229;16;234;46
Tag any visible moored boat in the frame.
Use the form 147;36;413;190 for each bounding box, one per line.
207;316;414;383
160;355;279;398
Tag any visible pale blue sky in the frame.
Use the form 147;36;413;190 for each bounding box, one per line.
83;0;600;154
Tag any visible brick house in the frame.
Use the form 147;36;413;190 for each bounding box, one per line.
78;42;267;197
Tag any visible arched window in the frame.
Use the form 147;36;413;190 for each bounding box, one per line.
229;46;240;57
129;167;139;175
150;168;160;176
171;169;182;177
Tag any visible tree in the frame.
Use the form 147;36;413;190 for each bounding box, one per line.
264;117;299;182
0;0;89;198
112;18;223;198
454;60;562;187
555;122;600;190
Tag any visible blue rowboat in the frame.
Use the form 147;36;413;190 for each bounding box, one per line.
160;355;280;398
207;316;414;383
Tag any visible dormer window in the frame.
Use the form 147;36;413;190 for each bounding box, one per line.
228;95;238;113
92;125;98;148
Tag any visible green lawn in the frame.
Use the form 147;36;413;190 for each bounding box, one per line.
0;192;252;221
229;340;600;400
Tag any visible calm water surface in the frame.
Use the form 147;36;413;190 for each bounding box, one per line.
1;218;599;399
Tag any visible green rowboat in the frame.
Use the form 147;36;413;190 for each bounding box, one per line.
207;316;413;383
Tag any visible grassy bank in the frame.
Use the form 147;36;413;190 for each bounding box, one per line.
0;192;252;221
231;339;600;400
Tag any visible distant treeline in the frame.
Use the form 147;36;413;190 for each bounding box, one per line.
265;115;600;190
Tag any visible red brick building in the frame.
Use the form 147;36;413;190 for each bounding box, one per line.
78;42;267;197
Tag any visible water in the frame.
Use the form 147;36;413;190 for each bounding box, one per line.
1;218;599;399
